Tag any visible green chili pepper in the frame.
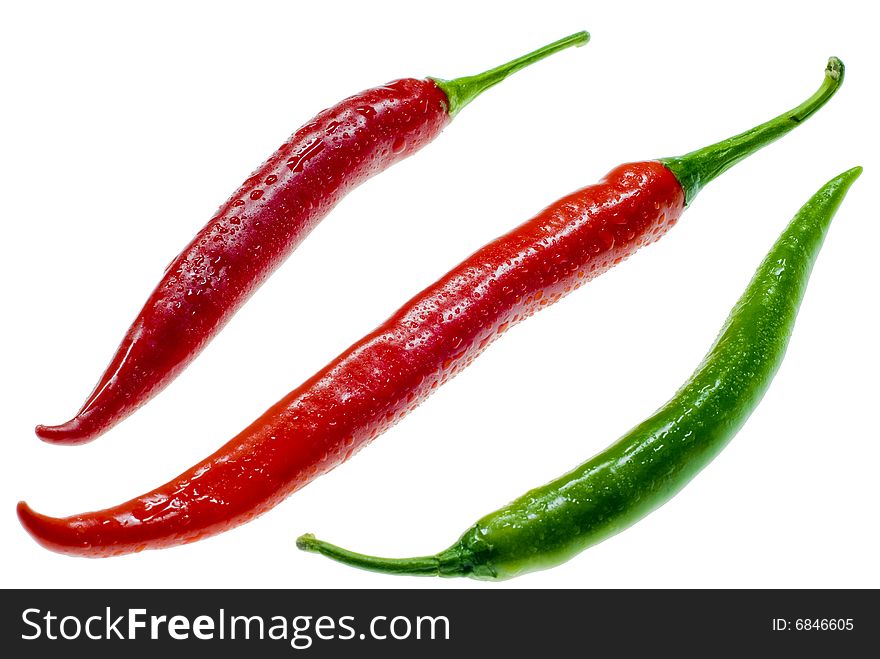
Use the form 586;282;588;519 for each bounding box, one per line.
297;167;862;580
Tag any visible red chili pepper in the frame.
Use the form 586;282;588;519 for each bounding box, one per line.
18;58;843;556
36;32;589;445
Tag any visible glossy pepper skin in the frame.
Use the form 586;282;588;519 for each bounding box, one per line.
18;58;843;557
298;168;862;579
35;32;590;445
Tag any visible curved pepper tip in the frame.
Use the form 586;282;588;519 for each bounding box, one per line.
17;501;58;551
34;418;96;445
17;501;92;557
17;500;35;526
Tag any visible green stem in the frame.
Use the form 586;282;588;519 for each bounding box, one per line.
432;31;589;117
296;533;466;577
662;57;844;205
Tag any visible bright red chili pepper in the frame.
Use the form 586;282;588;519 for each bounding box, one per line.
36;33;589;445
18;58;842;556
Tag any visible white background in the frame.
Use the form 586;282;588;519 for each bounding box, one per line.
1;0;877;589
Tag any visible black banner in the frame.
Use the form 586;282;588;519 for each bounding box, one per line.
1;589;875;656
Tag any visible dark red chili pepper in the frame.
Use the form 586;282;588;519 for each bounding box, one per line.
36;32;589;445
18;58;843;556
